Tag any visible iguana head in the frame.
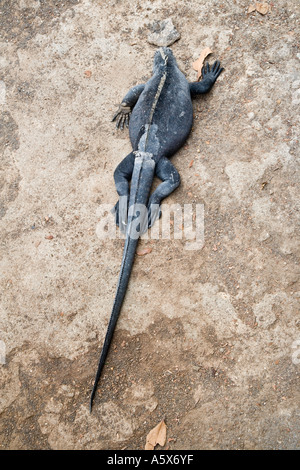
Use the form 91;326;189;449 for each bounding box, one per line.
153;47;176;72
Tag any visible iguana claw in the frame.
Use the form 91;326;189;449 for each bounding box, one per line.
201;60;224;82
112;102;131;129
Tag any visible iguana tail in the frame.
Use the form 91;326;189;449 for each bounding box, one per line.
90;151;155;411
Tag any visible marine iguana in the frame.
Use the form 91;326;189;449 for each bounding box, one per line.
90;47;223;410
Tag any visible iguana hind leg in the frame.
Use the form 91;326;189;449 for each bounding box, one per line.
113;152;135;233
147;157;180;228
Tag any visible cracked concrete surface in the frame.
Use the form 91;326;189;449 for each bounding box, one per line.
0;0;299;449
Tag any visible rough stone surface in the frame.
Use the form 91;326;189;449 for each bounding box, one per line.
147;18;181;47
0;0;299;450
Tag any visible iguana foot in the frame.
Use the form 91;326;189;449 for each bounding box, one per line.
148;202;162;228
201;60;223;82
112;102;131;130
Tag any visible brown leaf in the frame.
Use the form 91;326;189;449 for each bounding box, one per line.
84;70;92;77
145;420;167;450
189;159;194;168
192;47;213;81
261;181;268;190
45;235;54;240
255;2;270;15
248;3;270;15
137;246;152;256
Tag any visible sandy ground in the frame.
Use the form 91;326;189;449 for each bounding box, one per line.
0;0;299;450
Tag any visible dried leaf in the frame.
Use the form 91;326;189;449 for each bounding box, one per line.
192;47;213;81
255;2;270;15
248;3;270;15
189;159;194;168
145;420;167;450
248;4;256;13
261;181;268;190
84;70;92;77
137;246;152;256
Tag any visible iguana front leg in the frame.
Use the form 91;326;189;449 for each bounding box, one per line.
112;84;145;129
190;60;223;96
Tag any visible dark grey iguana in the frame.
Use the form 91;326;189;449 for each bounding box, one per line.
90;47;223;410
